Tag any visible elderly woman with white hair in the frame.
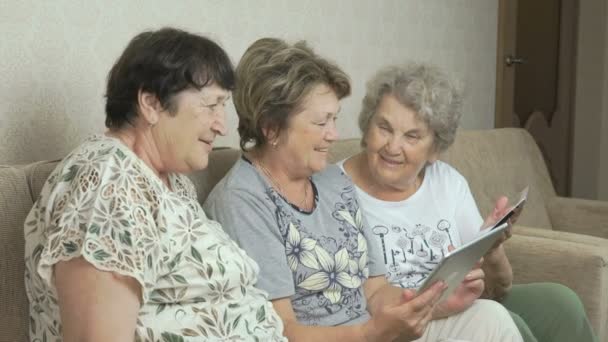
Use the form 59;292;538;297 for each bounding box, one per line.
340;62;597;342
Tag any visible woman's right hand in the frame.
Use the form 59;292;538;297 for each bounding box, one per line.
363;281;446;342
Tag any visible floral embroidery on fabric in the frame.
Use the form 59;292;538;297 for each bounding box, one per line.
24;135;286;341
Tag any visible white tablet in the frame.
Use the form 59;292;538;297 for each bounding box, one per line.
417;222;510;302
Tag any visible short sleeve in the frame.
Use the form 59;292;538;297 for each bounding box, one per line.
351;191;386;278
452;174;484;244
37;159;159;302
204;188;296;300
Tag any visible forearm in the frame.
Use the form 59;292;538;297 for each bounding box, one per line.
282;320;374;342
481;245;513;300
366;283;404;317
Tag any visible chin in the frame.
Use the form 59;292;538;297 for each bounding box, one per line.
188;156;209;172
311;160;328;173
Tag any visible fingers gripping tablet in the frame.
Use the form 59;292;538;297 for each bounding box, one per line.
492;186;529;230
417;222;510;302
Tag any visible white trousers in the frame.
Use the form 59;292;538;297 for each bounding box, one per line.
410;299;523;342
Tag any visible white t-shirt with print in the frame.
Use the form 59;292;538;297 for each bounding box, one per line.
339;159;484;289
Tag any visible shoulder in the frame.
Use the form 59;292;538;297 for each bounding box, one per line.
45;136;129;188
426;160;467;183
314;164;353;187
61;135;142;175
45;135;168;208
204;158;267;209
424;160;470;194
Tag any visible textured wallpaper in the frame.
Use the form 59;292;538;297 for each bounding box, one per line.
0;0;498;164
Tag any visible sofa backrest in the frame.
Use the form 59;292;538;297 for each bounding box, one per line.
0;166;32;342
441;128;554;229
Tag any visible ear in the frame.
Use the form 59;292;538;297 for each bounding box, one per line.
261;125;280;146
137;89;162;126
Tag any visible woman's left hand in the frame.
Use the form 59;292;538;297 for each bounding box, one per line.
432;248;485;319
481;196;518;251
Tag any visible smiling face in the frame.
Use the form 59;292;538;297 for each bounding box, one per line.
363;93;438;191
274;83;340;176
153;83;230;173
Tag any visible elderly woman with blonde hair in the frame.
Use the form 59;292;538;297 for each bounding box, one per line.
340;62;597;342
205;37;523;341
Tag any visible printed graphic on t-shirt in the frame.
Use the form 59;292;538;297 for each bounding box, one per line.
373;219;455;289
267;184;369;326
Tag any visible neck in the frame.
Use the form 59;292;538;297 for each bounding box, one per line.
249;147;312;210
249;147;310;185
106;126;170;185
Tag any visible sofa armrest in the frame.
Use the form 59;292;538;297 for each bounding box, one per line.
546;196;608;239
505;230;608;338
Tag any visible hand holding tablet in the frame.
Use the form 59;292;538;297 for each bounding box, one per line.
417;222;510;302
416;186;529;302
490;186;529;230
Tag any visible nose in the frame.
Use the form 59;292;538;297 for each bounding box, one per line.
325;119;339;142
385;135;401;154
211;107;228;136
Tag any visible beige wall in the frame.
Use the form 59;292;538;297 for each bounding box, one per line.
572;0;607;200
0;0;499;164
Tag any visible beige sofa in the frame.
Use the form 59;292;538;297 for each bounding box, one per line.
2;128;608;341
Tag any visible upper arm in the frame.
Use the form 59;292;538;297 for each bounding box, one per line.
55;257;141;342
204;188;295;299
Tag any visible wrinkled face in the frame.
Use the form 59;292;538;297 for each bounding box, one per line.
276;83;340;175
363;93;438;191
154;83;230;173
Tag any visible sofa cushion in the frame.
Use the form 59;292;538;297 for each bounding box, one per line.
0;166;32;342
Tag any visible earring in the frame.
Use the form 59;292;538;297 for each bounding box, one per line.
271;140;278;148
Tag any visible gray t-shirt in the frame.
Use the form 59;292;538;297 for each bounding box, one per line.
204;158;386;327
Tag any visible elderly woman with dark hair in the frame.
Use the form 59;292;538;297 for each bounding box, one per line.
23;28;286;341
340;62;598;342
205;38;523;341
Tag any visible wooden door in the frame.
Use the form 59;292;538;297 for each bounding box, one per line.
495;0;578;196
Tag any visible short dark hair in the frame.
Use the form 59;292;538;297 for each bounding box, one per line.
105;27;234;129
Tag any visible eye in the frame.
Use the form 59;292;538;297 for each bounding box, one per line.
315;121;328;127
377;123;390;131
202;102;219;111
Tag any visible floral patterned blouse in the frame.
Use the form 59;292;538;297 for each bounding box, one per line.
24;135;286;342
